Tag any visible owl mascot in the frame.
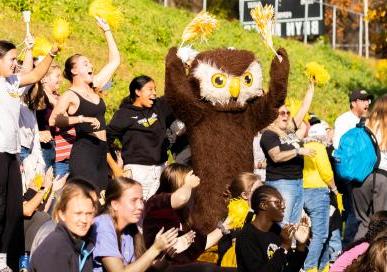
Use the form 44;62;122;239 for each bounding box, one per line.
165;47;289;232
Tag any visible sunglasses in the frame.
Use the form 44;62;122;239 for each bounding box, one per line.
279;111;291;117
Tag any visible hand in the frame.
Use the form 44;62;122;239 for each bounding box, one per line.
50;44;60;55
39;130;53;143
280;224;296;250
273;47;288;65
308;79;315;90
122;168;133;179
115;150;124;169
43;167;54;190
183;170;200;188
256;160;266;169
95;16;110;32
153;227;178;253
294;216;310;244
173;231;196;254
52;173;68;192
85;117;100;129
299;147;316;157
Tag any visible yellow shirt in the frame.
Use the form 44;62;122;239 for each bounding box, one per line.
303;141;334;189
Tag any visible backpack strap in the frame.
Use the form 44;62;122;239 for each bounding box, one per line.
362;124;381;215
364;126;381;171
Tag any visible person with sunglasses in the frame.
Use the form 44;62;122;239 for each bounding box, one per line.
260;81;316;226
235;185;310;272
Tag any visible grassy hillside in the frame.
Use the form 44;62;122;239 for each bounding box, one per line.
0;0;385;123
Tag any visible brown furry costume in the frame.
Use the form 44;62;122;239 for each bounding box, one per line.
165;47;289;232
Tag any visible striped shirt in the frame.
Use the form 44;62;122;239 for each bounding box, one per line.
54;127;76;162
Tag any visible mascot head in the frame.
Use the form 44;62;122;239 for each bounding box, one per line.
182;48;264;111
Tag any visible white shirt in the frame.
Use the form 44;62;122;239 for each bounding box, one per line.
333;111;361;149
0;74;26;154
375;128;387;171
253;132;266;181
19;101;39;149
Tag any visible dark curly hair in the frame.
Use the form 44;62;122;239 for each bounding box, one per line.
344;229;387;272
343;210;387;252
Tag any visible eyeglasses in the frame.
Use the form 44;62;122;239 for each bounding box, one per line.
279;111;291;117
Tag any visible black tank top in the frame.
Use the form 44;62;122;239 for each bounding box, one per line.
70;90;106;135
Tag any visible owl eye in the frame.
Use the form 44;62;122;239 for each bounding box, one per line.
211;73;227;88
242;72;253;87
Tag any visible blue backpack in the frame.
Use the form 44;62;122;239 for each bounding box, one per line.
334;122;380;183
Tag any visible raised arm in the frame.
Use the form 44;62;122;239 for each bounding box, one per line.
293;81;315;129
19;45;59;86
20;33;34;73
92;17;120;90
164;47;203;124
267;48;290;109
248;48;290;132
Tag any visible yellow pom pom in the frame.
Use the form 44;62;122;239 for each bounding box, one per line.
89;0;123;29
52;18;70;44
227;198;250;229
250;3;276;52
305;62;330;86
221;242;237;268
181;11;218;45
33;173;44;189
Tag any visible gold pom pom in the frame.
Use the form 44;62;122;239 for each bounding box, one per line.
89;0;123;29
33;37;52;58
305;62;330;86
181;11;218;46
33;173;44;189
227;198;250;229
52;18;70;44
250;3;279;59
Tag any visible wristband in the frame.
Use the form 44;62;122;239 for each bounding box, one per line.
217;221;230;235
49;51;57;57
104;29;111;32
78;115;84;123
295;146;300;155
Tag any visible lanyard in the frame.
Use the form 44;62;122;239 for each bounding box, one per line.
78;241;95;272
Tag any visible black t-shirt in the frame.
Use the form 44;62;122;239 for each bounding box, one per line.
260;130;304;181
107;97;174;165
235;223;307;272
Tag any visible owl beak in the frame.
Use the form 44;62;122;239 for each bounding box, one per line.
229;77;240;98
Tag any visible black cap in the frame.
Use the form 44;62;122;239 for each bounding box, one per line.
349;89;374;102
308;113;321;126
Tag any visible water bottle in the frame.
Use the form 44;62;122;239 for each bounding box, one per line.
19;252;30;272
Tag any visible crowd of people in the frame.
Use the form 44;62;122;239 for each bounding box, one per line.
0;17;386;272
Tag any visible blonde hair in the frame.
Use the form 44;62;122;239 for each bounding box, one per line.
367;95;387;150
53;181;96;222
228;172;261;198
